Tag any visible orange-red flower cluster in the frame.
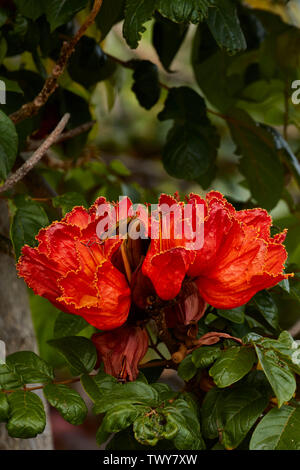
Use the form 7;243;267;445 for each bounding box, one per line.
17;191;291;380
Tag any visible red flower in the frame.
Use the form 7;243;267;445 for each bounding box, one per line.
92;326;149;381
142;191;292;309
17;198;131;330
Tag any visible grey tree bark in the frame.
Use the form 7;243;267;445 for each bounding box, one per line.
0;200;53;450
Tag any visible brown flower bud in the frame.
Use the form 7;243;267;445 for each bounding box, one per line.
92;325;149;381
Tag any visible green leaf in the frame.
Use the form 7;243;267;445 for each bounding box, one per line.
250;405;300;450
254;345;296;407
7;391;46;438
177;355;197;381
0;364;23;390
131;60;161;110
0;393;9;422
192;345;221;368
6;351;54;384
94;382;160;414
95;0;125;39
163;122;219;181
228;108;284;210
217;306;245;324
157;0;213;24
206;0;246;54
152;14;188;72
221;385;269;449
52;193;88;216
0;77;23;94
123;0;156;49
163;399;205;450
48;336;97;375
101;404;141;434
10;197;49;259
109;159;131;176
201;387;226;439
133;412;166;447
209;346;256;387
158;86;209;124
53;312;89;338
0;110;18;180
81;371;119;402
44;384;87;425
68;36;116;88
14;0;45;20
253;290;279;330
45;0;89;32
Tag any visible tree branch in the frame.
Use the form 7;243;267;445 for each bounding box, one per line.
0;113;70;193
9;0;103;125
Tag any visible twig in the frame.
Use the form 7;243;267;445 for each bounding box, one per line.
0;114;70;193
9;0;103;125
28;120;96;150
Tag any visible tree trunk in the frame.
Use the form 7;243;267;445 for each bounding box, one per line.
0;200;53;450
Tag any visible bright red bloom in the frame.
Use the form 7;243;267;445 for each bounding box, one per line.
142;191;291;309
92;326;149;381
17;198;131;330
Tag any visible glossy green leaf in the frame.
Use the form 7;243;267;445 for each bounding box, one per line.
53;311;89;338
206;0;246;54
222;385;268;449
192;345;221;368
217;306;245;324
45;0;88;32
44;384;87;425
253;290;279;330
6;351;54;384
254;345;296;407
7;391;46;438
209;347;256;387
0;364;23;390
10;197;49;259
250;405;300;450
157;0;213;24
48;336;97;375
178;355;197;381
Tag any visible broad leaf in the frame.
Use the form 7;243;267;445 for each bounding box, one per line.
254;345;296;407
7;391;46;438
14;0;45;20
53;312;89;338
253;290;279;331
0;364;22;390
10;196;49;259
157;0;213;24
123;0;156;49
206;0;246;54
192;345;221;368
177;355;197;381
217;306;245;324
95;0;125;39
0;110;18;180
45;0;89;32
48;336;97;375
6;351;54;384
131;60;161;110
228;108;284;210
209;346;256;387
44;384;87;425
250;405;300;450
